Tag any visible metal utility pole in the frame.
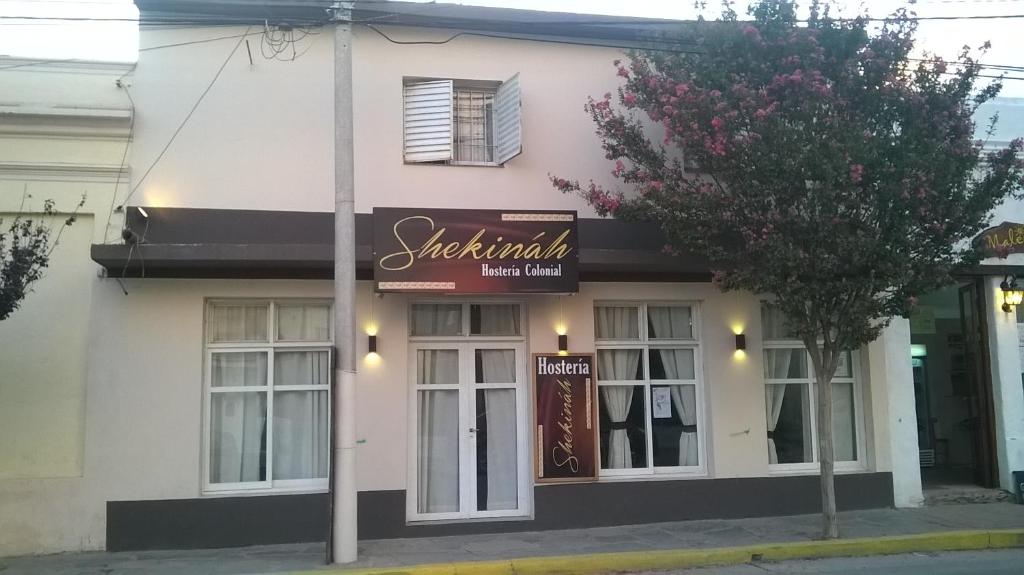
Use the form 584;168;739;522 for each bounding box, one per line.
330;0;358;565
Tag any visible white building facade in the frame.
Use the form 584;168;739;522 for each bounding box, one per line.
1;0;1021;557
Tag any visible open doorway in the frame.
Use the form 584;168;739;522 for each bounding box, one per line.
910;278;1000;497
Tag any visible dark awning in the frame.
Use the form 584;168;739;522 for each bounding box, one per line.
91;207;712;281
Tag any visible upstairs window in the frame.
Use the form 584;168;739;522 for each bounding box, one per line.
403;75;522;166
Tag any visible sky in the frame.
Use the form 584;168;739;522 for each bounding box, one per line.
0;0;1022;96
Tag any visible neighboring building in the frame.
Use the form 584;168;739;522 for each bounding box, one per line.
0;58;133;554
1;0;1021;558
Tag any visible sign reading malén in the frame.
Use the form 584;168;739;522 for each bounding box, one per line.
373;208;579;293
533;353;598;483
975;221;1024;258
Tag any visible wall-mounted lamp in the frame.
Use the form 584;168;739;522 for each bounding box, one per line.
368;334;378;354
558;334;568;356
735;333;747;352
1001;275;1024;313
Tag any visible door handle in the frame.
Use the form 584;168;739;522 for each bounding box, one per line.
468;428;478;433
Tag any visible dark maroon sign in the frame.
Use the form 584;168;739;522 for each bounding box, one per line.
533;353;597;483
372;208;578;293
974;221;1024;258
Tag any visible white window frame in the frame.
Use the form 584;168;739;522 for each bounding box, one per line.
594;301;708;479
405;300;532;522
403;74;521;167
202;299;332;495
762;337;867;475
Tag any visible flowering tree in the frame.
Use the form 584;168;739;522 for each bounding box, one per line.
554;0;1024;538
1;195;83;321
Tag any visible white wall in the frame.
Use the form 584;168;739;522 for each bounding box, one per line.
127;27;334;212
984;276;1024;491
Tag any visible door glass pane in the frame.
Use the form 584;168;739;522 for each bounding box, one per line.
417;390;460;513
210;392;267;483
649;348;695;380
475;388;518;511
764;349;807;379
596;349;643;381
277;304;330;341
417;350;459;385
475;349;516;383
766;384;813;464
648;306;693;339
594;306;640;340
411;304;462;336
273;390;329;479
832;381;857;461
470;304;521;336
209;304;268;343
275;351;329;386
212;352;267;387
598;385;647;469
651;384;699;467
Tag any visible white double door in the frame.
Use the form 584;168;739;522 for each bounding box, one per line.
408;341;530;521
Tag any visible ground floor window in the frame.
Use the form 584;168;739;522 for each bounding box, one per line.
594;303;705;476
204;300;332;493
762;305;862;470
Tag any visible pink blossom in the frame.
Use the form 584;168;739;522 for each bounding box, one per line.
617;66;629;78
623;91;637;106
849;164;864;184
650;180;663;191
711;117;724;130
675;83;689;97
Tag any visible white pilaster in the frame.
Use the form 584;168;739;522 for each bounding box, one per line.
983;276;1024;492
869;317;924;507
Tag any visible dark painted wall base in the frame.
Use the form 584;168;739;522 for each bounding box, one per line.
106;472;893;551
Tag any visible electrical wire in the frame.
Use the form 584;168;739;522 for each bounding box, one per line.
114;26;251;211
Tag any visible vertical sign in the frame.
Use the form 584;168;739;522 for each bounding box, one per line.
533;353;598;483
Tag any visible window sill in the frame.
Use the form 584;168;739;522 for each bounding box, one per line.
406;513;533;526
767;464;868;477
405;160;504;168
201;485;328;498
594;470;708;483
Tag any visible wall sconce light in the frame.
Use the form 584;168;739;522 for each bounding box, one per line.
368;334;378;355
558;334;568;356
1001;275;1023;313
735;333;747;352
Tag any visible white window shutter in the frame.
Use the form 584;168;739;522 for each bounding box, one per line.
494;73;522;164
403;80;453;163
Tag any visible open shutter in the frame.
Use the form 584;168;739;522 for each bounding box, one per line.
494;73;522;164
404;80;453;163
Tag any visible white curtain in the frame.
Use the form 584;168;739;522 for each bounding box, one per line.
209;304;267;342
831;381;856;461
660;348;697;466
418;389;460;513
648;306;692;339
411;304;462;336
597;349;641;469
210;391;267;483
418;349;459;385
765;384;787;464
478;350;517;510
595;306;639;339
271;350;329;480
277;304;330;341
273;391;328;479
475;305;520;336
600;386;635;469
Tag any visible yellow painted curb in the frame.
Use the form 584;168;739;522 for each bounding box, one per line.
300;529;1024;575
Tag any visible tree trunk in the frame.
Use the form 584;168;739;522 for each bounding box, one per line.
816;365;839;539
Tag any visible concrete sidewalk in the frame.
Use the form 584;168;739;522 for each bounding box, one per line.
2;503;1023;575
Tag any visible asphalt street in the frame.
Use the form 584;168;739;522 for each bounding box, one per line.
640;549;1024;574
